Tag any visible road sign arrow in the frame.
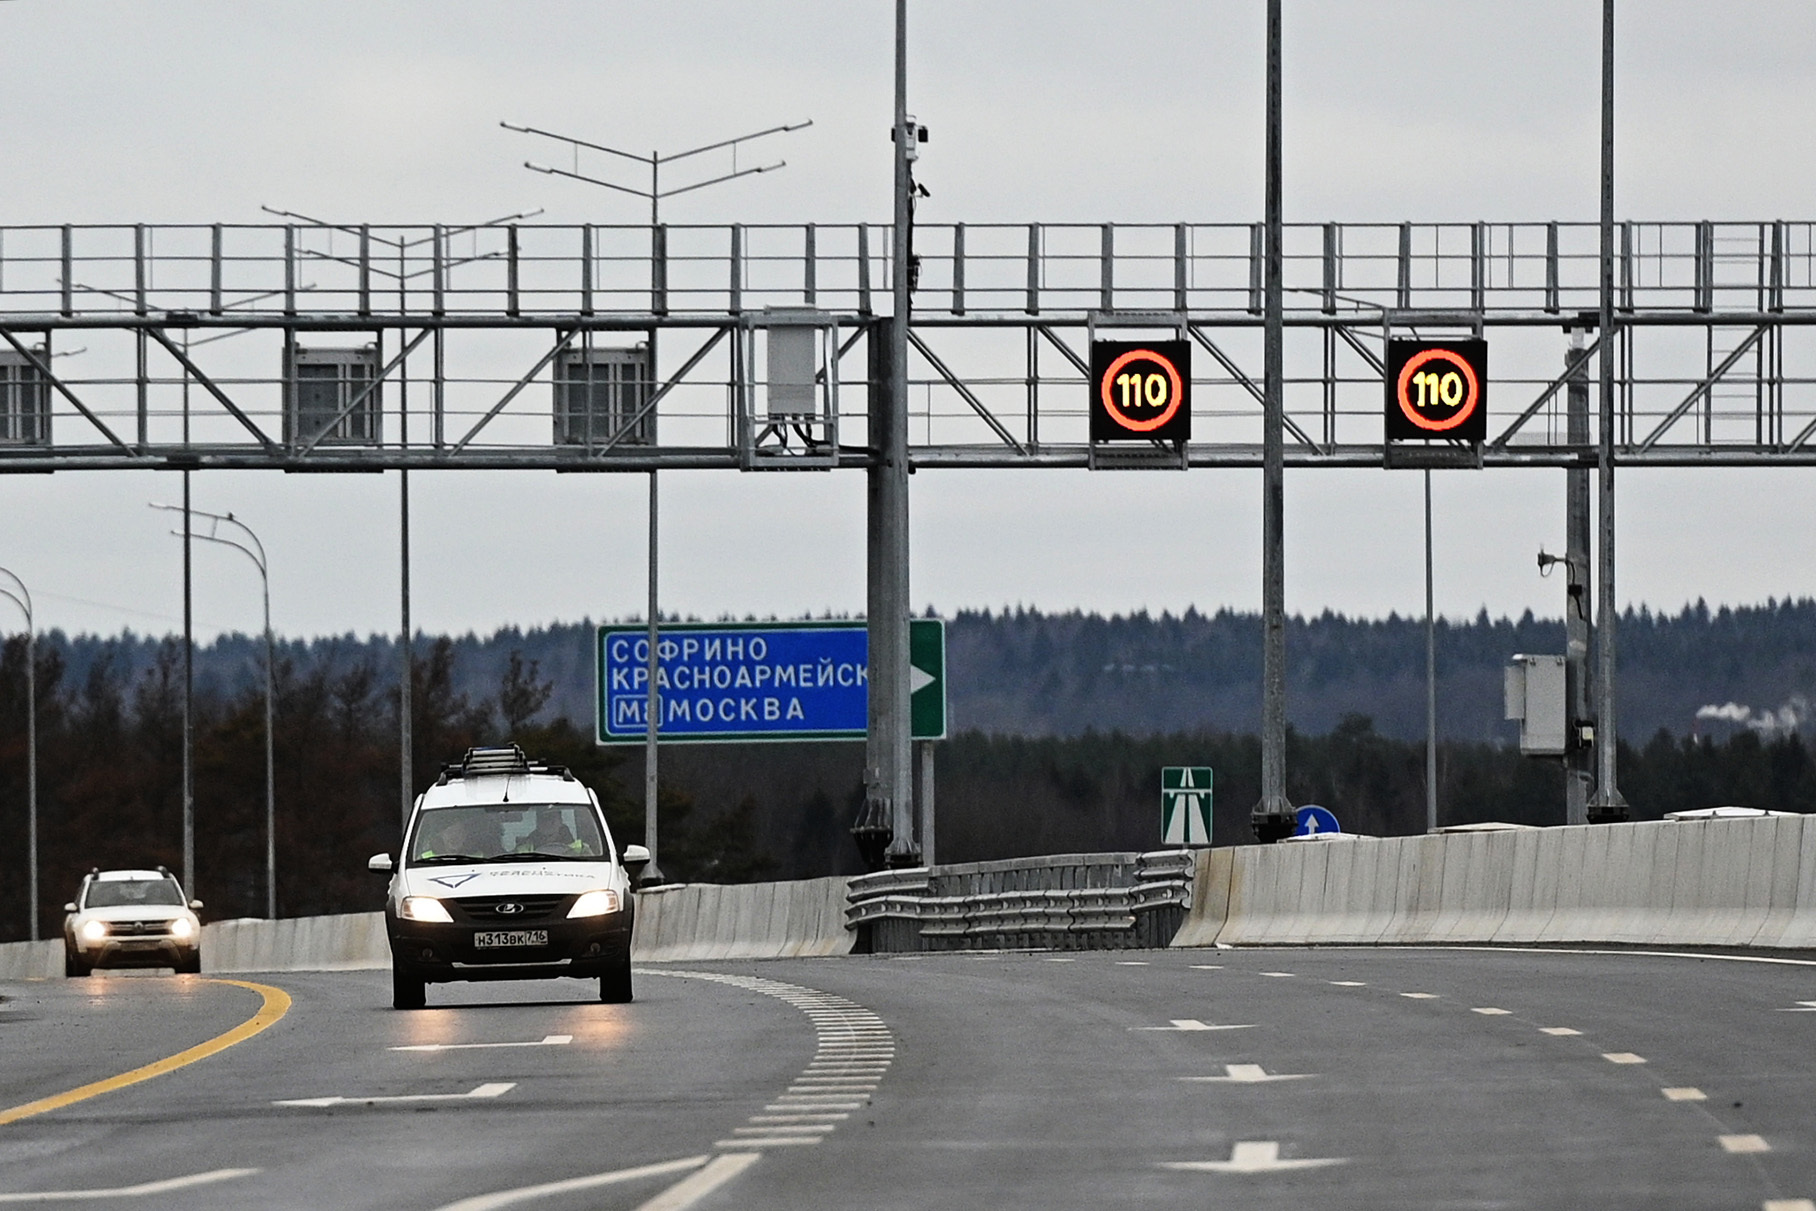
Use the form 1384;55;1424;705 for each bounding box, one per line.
1160;1141;1347;1174
909;665;935;694
1181;1064;1314;1083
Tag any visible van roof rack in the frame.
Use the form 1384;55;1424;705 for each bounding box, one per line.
435;745;571;784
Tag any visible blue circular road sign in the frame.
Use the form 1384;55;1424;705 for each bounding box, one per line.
1293;805;1341;837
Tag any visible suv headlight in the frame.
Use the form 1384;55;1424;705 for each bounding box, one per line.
170;916;196;940
79;919;108;943
567;890;622;919
399;896;453;923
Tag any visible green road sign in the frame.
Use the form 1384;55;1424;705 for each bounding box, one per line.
910;618;947;741
1161;766;1213;847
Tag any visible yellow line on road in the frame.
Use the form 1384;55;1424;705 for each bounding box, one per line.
0;978;291;1126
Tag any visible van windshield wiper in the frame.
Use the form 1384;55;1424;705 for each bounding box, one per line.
411;854;486;866
482;852;602;862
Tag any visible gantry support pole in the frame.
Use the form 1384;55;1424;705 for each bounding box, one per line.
1252;0;1295;841
1588;0;1629;822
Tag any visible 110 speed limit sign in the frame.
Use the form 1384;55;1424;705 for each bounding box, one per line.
1384;338;1488;442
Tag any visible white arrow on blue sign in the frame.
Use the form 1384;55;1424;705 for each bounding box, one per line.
1293;805;1341;837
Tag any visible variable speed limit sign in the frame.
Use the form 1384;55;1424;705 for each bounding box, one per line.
1385;338;1487;442
1090;340;1191;442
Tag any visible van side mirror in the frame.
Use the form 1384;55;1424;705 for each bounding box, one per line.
621;844;650;878
368;853;395;874
189;900;204;911
63;902;76;913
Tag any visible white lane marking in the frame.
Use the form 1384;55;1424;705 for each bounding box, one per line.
1472;1007;1512;1015
730;1125;834;1136
432;1156;711;1211
1159;1141;1347;1174
1443;946;1816;968
1400;992;1439;1000
711;1137;819;1148
630;1154;762;1211
391;1035;572;1052
1663;1087;1708;1101
766;1101;864;1111
749;1114;848;1123
1328;981;1366;987
1046;957;1075;963
1779;1001;1816;1012
1602;1053;1646;1065
0;1169;260;1203
1189;965;1223;971
1540;1027;1582;1036
1134;1020;1255;1032
1181;1064;1314;1084
1116;961;1150;966
1764;1201;1816;1211
1721;1134;1772;1154
1258;972;1295;978
275;1082;515;1108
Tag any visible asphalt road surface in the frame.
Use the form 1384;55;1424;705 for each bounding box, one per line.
3;946;1815;1209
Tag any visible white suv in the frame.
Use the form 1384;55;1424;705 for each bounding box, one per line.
62;869;203;976
369;747;648;1010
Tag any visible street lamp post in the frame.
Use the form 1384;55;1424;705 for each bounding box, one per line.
152;504;276;919
0;569;37;940
504;115;811;884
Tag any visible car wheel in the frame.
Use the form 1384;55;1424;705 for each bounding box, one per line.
599;957;633;1004
392;961;427;1010
64;949;90;978
176;952;202;975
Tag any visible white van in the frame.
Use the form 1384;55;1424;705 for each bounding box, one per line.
369;746;648;1010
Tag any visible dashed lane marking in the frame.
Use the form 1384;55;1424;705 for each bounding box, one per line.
1602;1053;1646;1065
0;979;291;1128
1540;1027;1582;1036
1721;1135;1772;1154
630;1155;762;1211
1472;1008;1512;1015
1115;961;1150;966
1133;1020;1255;1033
275;1082;515;1109
1663;1088;1708;1101
1189;965;1223;971
1400;992;1439;1000
1258;972;1295;978
1328;981;1366;987
1779;1002;1816;1012
1045;958;1076;963
391;1035;572;1052
432;1157;713;1211
1764;1200;1816;1211
1180;1064;1313;1084
0;1169;260;1203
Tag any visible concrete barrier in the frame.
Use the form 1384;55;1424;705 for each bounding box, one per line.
0;939;62;980
1171;816;1816;953
632;876;854;962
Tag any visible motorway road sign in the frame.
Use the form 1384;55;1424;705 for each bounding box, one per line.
596;619;946;744
1293;804;1341;837
1161;766;1213;846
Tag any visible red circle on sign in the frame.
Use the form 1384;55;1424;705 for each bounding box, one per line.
1099;349;1185;433
1396;348;1481;433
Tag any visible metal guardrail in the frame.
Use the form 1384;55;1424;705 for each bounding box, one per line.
845;849;1195;953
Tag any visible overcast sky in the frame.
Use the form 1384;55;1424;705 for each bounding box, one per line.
3;1;1816;641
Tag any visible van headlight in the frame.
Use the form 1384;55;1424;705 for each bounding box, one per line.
80;919;108;943
567;890;622;919
399;896;453;923
170;916;196;940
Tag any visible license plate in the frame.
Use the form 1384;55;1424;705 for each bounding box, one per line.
473;930;548;949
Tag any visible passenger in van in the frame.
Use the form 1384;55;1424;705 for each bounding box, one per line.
418;814;498;861
518;812;581;855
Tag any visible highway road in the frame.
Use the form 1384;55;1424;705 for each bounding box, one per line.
2;947;1814;1209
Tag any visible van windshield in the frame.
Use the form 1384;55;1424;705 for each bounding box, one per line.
409;803;608;865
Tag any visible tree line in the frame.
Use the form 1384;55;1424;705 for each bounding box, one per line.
5;617;1816;941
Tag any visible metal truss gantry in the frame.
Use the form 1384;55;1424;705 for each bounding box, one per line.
0;219;1812;471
